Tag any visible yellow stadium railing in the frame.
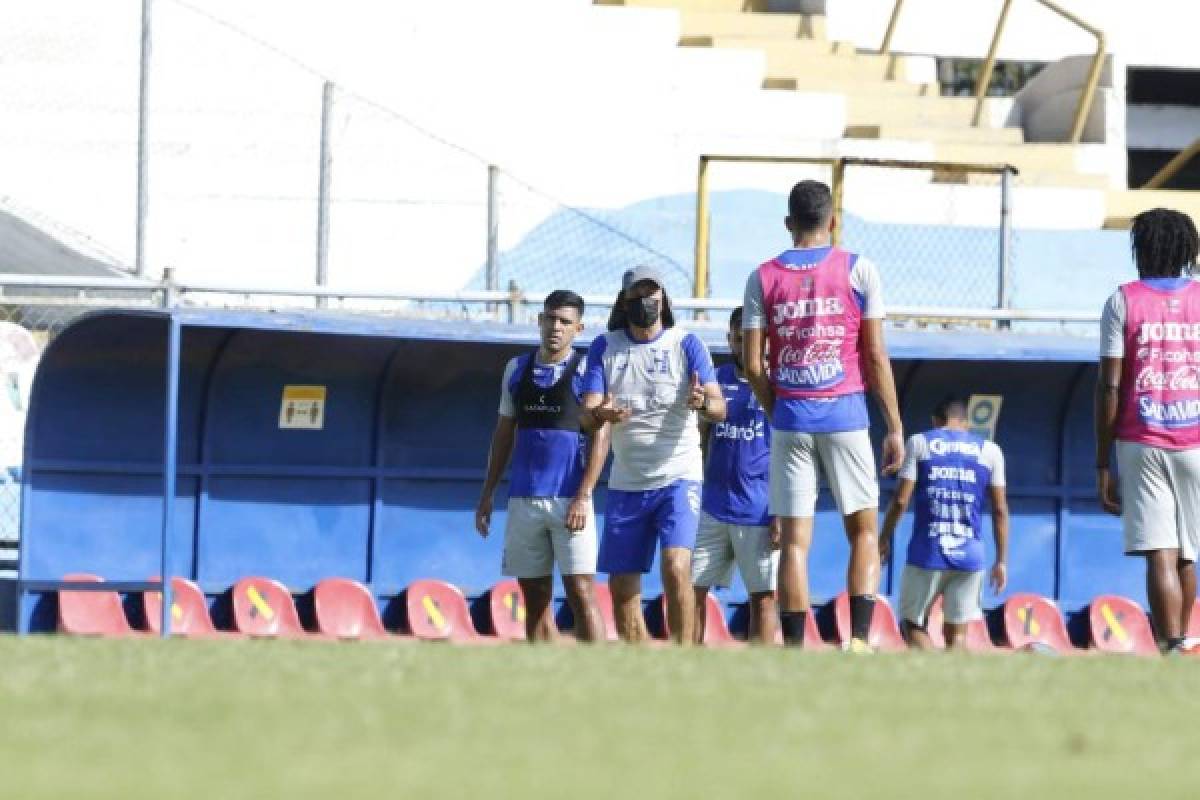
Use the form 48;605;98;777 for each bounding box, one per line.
879;0;1106;144
1142;138;1200;190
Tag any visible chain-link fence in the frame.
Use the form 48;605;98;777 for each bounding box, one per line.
697;156;1014;324
841;160;1012;315
2;0;688;305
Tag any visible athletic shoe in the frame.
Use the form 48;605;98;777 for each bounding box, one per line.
844;637;874;654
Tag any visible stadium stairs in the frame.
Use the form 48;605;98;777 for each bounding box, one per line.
596;0;1200;229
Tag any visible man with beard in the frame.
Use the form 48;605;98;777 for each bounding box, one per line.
581;266;726;645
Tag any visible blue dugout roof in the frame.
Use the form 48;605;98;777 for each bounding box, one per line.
133;308;1099;363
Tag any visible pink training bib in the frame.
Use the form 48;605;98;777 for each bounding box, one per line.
759;247;865;400
1115;279;1200;449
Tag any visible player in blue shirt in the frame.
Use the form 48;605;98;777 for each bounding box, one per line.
476;290;609;643
581;266;726;645
692;307;778;643
879;396;1009;649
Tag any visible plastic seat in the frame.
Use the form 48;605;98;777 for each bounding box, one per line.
658;593;744;648
232;577;326;639
404;579;498;644
487;579;532;641
314;578;409;641
57;573;149;638
1088;594;1158;656
1002;593;1076;653
832;591;905;651
924;595;997;652
144;576;236;638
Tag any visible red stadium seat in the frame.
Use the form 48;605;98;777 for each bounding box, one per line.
314;578;409;641
143;576;235;638
232;577;325;639
658;593;744;648
590;582;621;642
924;595;997;652
1187;599;1200;640
1002;593;1075;653
1088;594;1158;656
487;579;533;641
57;573;149;637
404;579;498;644
832;592;905;652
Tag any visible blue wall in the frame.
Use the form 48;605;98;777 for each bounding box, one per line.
17;311;1138;632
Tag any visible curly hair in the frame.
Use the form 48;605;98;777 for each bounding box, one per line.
1131;208;1199;279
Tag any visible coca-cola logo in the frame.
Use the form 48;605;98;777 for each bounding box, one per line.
1135;365;1200;392
778;340;840;366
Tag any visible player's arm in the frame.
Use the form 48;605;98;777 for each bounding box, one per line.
684;334;726;422
476;414;516;538
879;478;915;564
579;337;630;432
1095;356;1123;515
988;483;1009;593
742;271;775;417
861;318;904;476
743;328;774;418
566;421;611;533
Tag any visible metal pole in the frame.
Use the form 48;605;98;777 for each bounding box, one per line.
972;0;1014;127
316;81;334;307
693;157;710;298
998;168;1013;311
1069;36;1106;144
831;158;846;245
135;0;153;276
159;315;181;638
878;0;906;55
486;166;499;292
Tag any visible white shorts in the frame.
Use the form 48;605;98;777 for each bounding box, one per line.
898;565;984;626
1116;441;1200;562
769;429;879;518
691;511;779;594
502;497;598;579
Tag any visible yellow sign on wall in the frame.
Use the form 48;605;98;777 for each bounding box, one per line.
966;394;1003;440
279;385;326;430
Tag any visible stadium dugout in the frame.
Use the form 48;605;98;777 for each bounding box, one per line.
11;308;1145;639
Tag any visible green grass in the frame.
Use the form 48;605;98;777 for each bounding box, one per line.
0;637;1196;799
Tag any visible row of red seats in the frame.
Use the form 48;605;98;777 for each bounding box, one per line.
55;573;1188;655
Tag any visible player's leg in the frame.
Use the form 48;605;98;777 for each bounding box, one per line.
658;481;701;645
1166;447;1200;641
942;569;985;651
597;488;656;643
517;576;557;642
561;574;603;643
692;511;736;644
501;498;556;641
1118;442;1185;647
1146;548;1184;643
771;431;819;646
898;564;938;650
550;497;603;642
731;523;780;644
1178;560;1196;641
820;430;881;645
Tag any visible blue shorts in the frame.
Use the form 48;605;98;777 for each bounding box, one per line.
598;480;701;575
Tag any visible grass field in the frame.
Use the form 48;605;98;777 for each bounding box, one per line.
2;638;1196;799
